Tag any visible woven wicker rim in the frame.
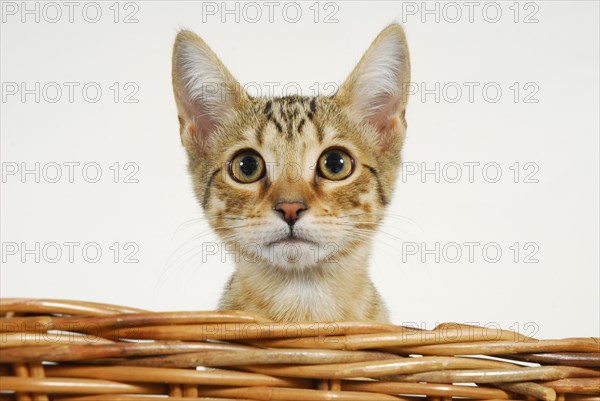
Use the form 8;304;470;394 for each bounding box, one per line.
1;298;598;401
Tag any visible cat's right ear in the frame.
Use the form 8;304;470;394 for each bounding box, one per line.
172;30;247;155
336;24;410;152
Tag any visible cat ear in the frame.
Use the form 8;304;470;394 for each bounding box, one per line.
336;24;410;150
172;30;247;154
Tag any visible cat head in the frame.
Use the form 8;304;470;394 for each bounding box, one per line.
172;24;410;270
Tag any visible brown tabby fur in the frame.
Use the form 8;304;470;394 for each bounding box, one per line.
172;24;410;322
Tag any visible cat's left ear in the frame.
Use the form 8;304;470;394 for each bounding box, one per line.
336;24;410;151
172;30;248;155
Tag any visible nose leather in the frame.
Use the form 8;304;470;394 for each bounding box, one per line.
274;202;307;226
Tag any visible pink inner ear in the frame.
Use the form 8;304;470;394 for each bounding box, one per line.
193;111;217;144
178;92;219;153
179;116;213;156
367;95;404;151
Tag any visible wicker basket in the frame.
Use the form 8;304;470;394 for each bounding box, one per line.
0;299;598;401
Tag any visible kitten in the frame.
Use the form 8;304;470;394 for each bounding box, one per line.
171;24;410;322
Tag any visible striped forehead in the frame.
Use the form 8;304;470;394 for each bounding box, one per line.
255;96;322;155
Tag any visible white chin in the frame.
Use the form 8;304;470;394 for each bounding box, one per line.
259;241;330;270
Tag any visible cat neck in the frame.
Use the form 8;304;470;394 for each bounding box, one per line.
220;241;389;322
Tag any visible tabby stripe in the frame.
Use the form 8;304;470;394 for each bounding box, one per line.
316;120;323;143
264;100;272;115
307;97;316;121
296;118;305;134
202;168;222;208
266;109;283;134
364;165;388;205
286;112;294;138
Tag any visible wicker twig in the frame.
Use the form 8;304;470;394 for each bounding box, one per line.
0;298;598;401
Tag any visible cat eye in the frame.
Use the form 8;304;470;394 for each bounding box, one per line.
229;150;266;183
317;148;354;181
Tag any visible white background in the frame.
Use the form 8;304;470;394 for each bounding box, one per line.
1;1;598;338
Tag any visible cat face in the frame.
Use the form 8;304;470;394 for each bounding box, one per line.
172;25;410;270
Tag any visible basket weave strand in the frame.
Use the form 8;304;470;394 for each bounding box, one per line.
0;298;598;401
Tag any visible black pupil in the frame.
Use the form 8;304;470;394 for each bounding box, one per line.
324;152;345;174
239;156;258;177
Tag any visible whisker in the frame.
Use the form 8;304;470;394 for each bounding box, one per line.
339;229;401;259
328;211;421;226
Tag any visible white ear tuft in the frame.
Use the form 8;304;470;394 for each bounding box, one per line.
172;30;246;152
336;24;410;146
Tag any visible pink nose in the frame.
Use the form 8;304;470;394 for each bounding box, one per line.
274;202;307;226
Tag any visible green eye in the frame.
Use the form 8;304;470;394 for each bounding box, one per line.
318;149;354;181
229;151;265;183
